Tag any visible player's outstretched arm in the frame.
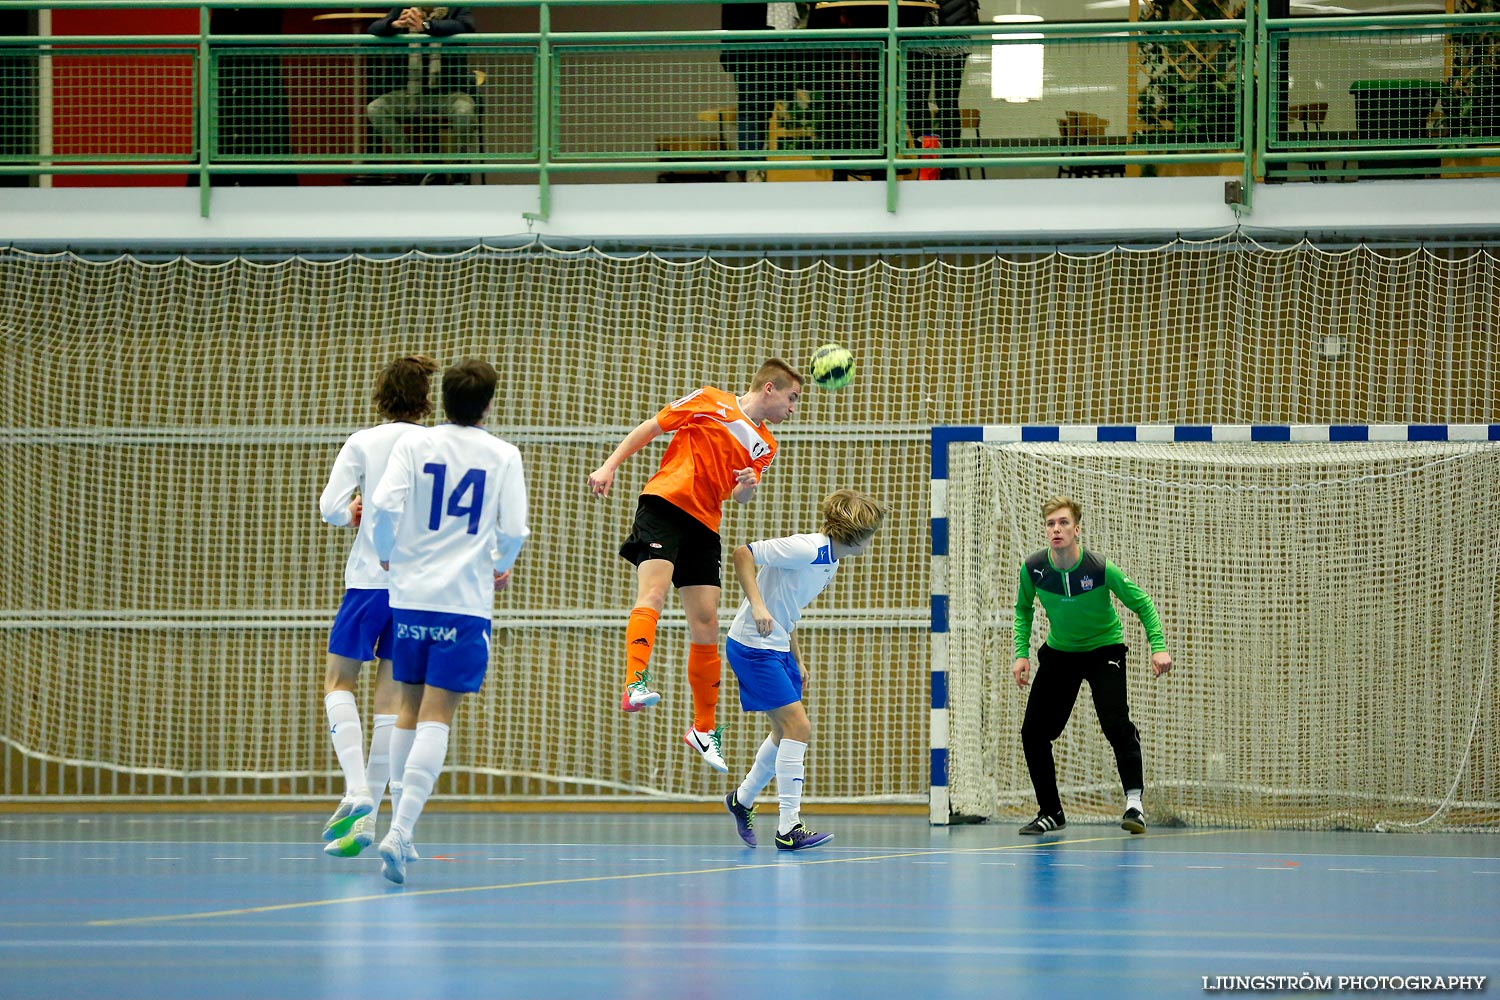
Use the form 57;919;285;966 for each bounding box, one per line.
587;417;663;497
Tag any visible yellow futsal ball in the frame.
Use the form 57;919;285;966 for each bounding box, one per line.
809;342;854;392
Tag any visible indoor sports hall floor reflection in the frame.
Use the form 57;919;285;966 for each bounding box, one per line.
2;812;1496;1000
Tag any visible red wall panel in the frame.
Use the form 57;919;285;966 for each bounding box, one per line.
51;8;198;187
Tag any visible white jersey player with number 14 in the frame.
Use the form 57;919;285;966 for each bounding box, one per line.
367;359;529;885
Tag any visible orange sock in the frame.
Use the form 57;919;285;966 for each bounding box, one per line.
624;606;659;692
686;642;721;732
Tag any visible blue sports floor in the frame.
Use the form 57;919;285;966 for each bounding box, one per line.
1;812;1496;1000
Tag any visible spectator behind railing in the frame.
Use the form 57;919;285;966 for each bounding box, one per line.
366;6;478;182
720;2;801;181
905;0;977;180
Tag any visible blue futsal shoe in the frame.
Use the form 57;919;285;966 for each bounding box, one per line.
725;791;757;847
774;823;833;852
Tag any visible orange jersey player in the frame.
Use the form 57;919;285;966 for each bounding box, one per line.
587;359;804;772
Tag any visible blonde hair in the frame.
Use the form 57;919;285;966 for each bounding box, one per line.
1041;495;1082;524
820;489;892;545
749;357;804;392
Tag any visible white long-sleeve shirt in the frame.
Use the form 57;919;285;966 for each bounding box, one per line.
369;422;529;618
318;420;422;590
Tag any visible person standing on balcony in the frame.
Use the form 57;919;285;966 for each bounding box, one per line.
366;7;478;181
720;2;801;180
904;0;978;179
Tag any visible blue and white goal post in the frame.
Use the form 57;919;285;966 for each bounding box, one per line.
927;423;1500;827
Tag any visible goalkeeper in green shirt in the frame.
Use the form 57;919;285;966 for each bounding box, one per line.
1012;495;1173;836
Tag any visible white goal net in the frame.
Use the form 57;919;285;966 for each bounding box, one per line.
940;432;1500;831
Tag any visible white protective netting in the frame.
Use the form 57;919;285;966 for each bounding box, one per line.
944;440;1500;831
0;235;1497;806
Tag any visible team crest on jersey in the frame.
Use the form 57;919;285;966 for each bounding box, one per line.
1079;576;1094;590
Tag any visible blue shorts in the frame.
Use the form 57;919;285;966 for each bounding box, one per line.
726;637;803;713
390;609;492;694
327;588;393;662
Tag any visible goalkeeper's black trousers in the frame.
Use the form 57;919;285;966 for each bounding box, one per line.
1020;642;1142;819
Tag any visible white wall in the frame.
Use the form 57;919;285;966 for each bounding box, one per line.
3;174;1497;246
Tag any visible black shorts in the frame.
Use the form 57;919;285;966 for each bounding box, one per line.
618;494;723;589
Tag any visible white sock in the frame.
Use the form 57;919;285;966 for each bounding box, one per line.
1126;789;1143;812
323;691;366;796
390;721;449;842
365;714;397;826
736;734;780;807
775;738;808;835
389;725;416;821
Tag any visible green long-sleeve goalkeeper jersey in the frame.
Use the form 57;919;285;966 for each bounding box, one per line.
1013;547;1167;659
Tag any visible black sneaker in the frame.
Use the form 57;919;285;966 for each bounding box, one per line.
1121;807;1146;834
1018;812;1066;835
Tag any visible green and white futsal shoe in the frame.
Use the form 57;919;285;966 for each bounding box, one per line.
323;815;375;857
321;789;374;842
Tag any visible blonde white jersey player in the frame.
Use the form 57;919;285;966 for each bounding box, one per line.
317;354;439;858
722;489;890;852
368;359;529;884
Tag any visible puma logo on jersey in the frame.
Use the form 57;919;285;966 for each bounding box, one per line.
631;637;650;647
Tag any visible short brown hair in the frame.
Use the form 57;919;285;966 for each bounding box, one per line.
749;358;804;392
373;355;439;422
442;358;498;426
821;489;892;545
1041;496;1082;524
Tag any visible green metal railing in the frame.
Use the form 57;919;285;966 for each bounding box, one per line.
1;1;1497;218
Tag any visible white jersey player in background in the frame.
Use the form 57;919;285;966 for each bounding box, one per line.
317;354;440;859
369;358;530;884
721;489;891;851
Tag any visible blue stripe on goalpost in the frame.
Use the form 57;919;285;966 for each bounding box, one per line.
927;423;1500;825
